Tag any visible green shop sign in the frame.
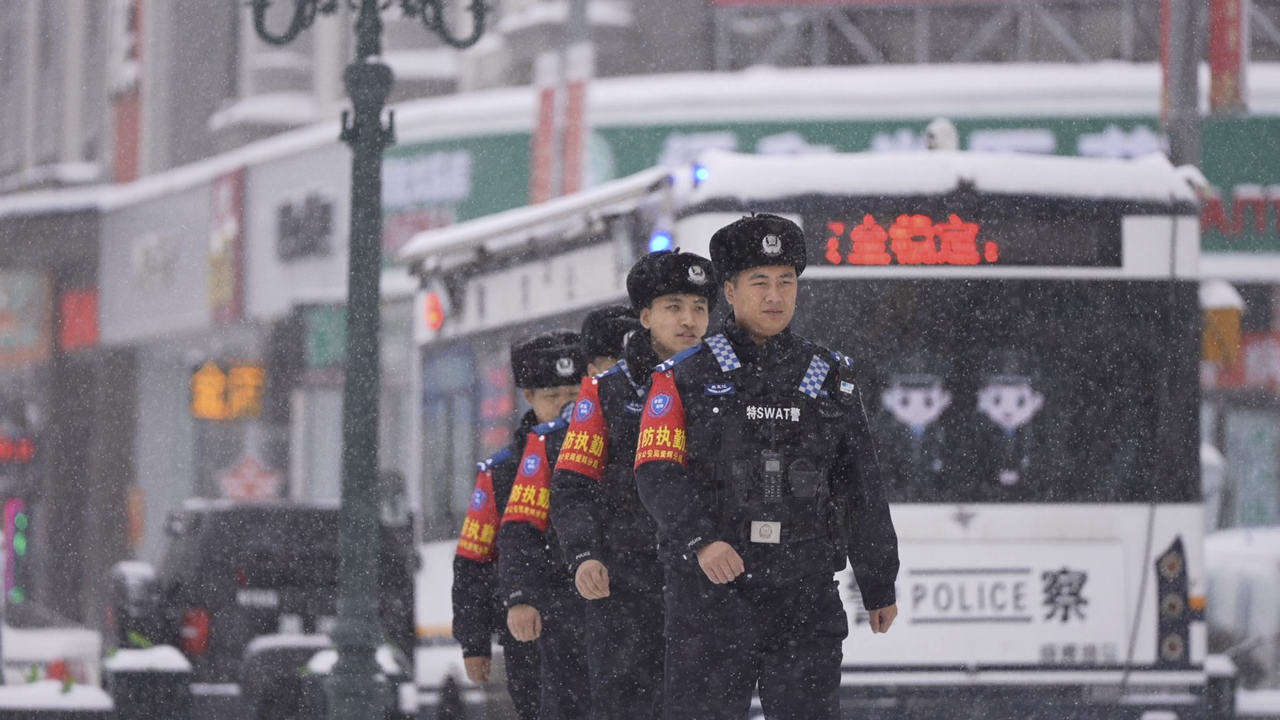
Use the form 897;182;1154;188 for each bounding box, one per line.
385;115;1280;256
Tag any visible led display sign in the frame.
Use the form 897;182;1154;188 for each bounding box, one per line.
815;212;1120;268
191;361;266;421
0;437;35;464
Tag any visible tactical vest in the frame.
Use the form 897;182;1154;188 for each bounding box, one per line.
682;334;854;547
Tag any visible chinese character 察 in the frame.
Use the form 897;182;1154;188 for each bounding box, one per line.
1043;567;1089;622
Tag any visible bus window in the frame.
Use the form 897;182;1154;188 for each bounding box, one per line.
420;349;476;536
798;279;1199;504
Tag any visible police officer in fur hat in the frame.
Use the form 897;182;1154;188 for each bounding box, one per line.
633;215;900;719
498;330;595;719
452;331;585;720
553;250;717;719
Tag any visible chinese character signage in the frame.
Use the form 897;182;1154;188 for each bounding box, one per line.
277;192;334;261
190;361;266;421
839;540;1125;667
0;272;51;369
208;169;245;324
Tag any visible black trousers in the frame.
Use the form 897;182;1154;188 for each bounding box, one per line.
503;633;541;720
537;591;592;720
662;564;848;720
584;559;665;720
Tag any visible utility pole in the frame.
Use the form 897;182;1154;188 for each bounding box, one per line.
249;2;487;717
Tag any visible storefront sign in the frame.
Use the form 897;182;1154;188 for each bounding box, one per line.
190;360;266;421
0;272;51;369
58;289;99;353
277;192;334;261
303;305;347;371
208;169;245;324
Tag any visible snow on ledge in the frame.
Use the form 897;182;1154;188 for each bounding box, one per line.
103;645;192;674
208;93;321;133
307;645;401;675
383;49;460;82
0;681;113;710
1238;688;1280;717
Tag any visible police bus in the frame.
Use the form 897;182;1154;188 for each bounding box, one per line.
401;148;1207;718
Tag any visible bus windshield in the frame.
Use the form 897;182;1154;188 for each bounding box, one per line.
795;279;1199;504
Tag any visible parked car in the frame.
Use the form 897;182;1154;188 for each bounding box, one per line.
108;499;416;719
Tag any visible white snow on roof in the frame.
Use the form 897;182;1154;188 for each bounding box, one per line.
3;625;102;667
383;49;461;82
398;166;669;265
0;681;113;710
307;645;401;675
3;62;1278;222
496;0;633;33
687;149;1196;206
103;645;192;673
111;560;156;584
207;92;321;132
245;633;332;656
1201;279;1246;310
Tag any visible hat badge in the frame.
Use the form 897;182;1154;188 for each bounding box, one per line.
761;234;783;256
687;265;707;285
555;357;576;377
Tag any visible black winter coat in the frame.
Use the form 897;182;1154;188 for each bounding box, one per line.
551;331;662;574
451;410;538;658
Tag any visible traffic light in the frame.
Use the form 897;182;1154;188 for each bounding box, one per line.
4;498;28;604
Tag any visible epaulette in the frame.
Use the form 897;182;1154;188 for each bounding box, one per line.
476;446;514;472
532;417;570;436
653;343;704;374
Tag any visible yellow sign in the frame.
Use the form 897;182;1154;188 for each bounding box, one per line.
191;361;265;420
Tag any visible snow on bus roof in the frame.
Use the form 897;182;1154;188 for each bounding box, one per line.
686;149;1196;207
398;166;670;267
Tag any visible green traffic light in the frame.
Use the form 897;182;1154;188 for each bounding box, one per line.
15;513;27;532
14;533;26;556
8;587;23;604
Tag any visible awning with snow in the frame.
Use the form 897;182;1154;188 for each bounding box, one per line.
397;166;670;273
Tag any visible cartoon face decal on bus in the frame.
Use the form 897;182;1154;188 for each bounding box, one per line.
974;349;1044;494
874;352;952;502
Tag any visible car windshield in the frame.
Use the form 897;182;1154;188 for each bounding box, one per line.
796;279;1199;504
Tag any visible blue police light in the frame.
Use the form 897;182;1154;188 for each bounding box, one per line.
693;163;709;186
649;231;673;252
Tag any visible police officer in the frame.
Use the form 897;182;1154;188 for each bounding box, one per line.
633;214;901;720
498;330;591;719
452;332;582;720
580;305;639;376
552;251;717;720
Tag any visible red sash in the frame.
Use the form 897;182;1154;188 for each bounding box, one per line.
634;369;688;469
556;377;610;482
501;433;553;532
455;468;500;562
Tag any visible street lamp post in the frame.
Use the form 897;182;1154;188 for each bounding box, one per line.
250;1;487;717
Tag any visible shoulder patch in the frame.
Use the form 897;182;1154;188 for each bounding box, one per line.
653;343;704;374
476;446;514;472
533;417;570;435
704;334;743;372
